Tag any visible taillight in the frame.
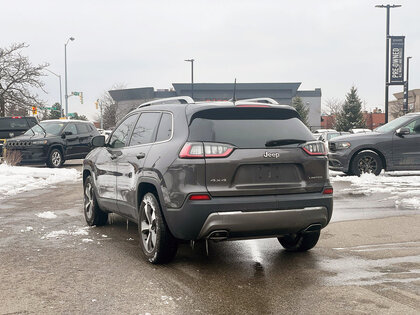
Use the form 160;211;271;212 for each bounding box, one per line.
12;116;22;119
179;142;234;158
189;194;211;200
301;141;326;156
179;142;204;158
323;187;333;195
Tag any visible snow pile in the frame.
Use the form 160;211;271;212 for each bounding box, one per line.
331;171;420;209
0;164;80;199
36;211;57;219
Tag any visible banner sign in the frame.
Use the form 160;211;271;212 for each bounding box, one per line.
390;36;405;84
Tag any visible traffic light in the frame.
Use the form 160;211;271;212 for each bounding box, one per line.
32;106;37;115
95;100;99;109
79;92;84;104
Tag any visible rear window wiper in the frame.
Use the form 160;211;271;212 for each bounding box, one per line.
265;139;306;147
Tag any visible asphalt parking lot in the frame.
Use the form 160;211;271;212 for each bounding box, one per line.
0;161;419;314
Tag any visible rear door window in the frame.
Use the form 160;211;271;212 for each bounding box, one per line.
76;123;90;134
129;112;161;146
188;108;314;148
156;113;173;142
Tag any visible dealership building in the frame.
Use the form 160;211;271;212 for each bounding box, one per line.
109;82;322;130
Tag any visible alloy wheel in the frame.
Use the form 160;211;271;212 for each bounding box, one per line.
140;198;157;253
358;156;377;174
51;151;61;167
84;182;93;220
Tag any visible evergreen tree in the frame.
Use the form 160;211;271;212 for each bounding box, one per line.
46;103;63;120
291;96;309;127
69;112;88;121
335;86;366;131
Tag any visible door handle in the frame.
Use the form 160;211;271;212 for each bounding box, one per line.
136;153;146;159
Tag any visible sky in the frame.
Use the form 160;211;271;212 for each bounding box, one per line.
2;0;420;120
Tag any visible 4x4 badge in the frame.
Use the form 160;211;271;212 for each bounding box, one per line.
263;152;280;158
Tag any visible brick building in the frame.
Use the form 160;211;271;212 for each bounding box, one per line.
321;108;385;130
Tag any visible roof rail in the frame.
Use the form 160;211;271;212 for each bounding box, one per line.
137;96;194;108
237;98;279;105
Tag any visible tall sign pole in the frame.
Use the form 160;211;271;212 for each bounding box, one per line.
375;4;401;123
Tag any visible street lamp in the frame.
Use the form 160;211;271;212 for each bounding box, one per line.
375;4;402;123
404;56;412;114
184;59;194;99
44;68;63;117
64;36;75;118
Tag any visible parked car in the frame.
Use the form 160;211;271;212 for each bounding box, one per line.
328;112;420;175
0;116;38;157
82;97;333;264
4;119;99;167
349;128;372;134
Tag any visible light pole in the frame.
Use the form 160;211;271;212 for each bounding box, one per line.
403;56;412;114
375;4;401;123
45;68;63;116
64;37;75;118
184;59;194;99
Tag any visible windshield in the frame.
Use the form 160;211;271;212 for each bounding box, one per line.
24;121;66;136
374;116;414;133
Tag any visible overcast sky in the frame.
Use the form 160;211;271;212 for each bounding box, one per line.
2;0;419;119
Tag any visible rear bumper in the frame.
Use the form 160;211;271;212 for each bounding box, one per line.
164;192;333;240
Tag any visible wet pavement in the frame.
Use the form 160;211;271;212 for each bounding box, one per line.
0;162;419;314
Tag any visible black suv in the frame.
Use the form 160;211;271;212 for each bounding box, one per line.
5;119;99;167
83;97;333;263
0;116;38;157
329;112;420;175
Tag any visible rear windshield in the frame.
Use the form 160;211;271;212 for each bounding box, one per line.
188;108;314;148
0;118;30;131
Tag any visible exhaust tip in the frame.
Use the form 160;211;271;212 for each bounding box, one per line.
303;224;322;233
208;230;229;241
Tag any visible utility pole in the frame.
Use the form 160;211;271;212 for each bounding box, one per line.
375;4;401;123
44;68;63;117
403;56;412;114
64;37;75;118
184;59;194;99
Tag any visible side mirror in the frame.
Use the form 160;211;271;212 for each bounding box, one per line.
91;135;106;147
61;131;73;139
396;127;410;137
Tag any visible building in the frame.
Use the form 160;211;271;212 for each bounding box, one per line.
109;83;322;130
389;88;420;121
321;108;385;130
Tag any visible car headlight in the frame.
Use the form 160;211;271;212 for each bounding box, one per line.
32;140;48;145
335;141;351;150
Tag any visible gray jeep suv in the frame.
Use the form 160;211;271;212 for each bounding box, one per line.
82;97;333;263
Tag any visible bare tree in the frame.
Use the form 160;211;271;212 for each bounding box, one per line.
97;83;125;129
0;43;48;117
323;98;343;116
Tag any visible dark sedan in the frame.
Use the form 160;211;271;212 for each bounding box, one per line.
4;119;99;167
328;112;420;175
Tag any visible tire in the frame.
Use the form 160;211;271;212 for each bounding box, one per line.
350;151;383;176
138;192;178;264
47;148;64;168
278;230;320;252
83;176;108;226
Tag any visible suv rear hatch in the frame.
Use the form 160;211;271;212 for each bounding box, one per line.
185;106;328;197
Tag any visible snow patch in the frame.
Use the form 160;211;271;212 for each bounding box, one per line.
331;172;420;209
36;211;57;219
20;226;33;232
42;227;90;239
82;238;93;243
0;164;80;199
